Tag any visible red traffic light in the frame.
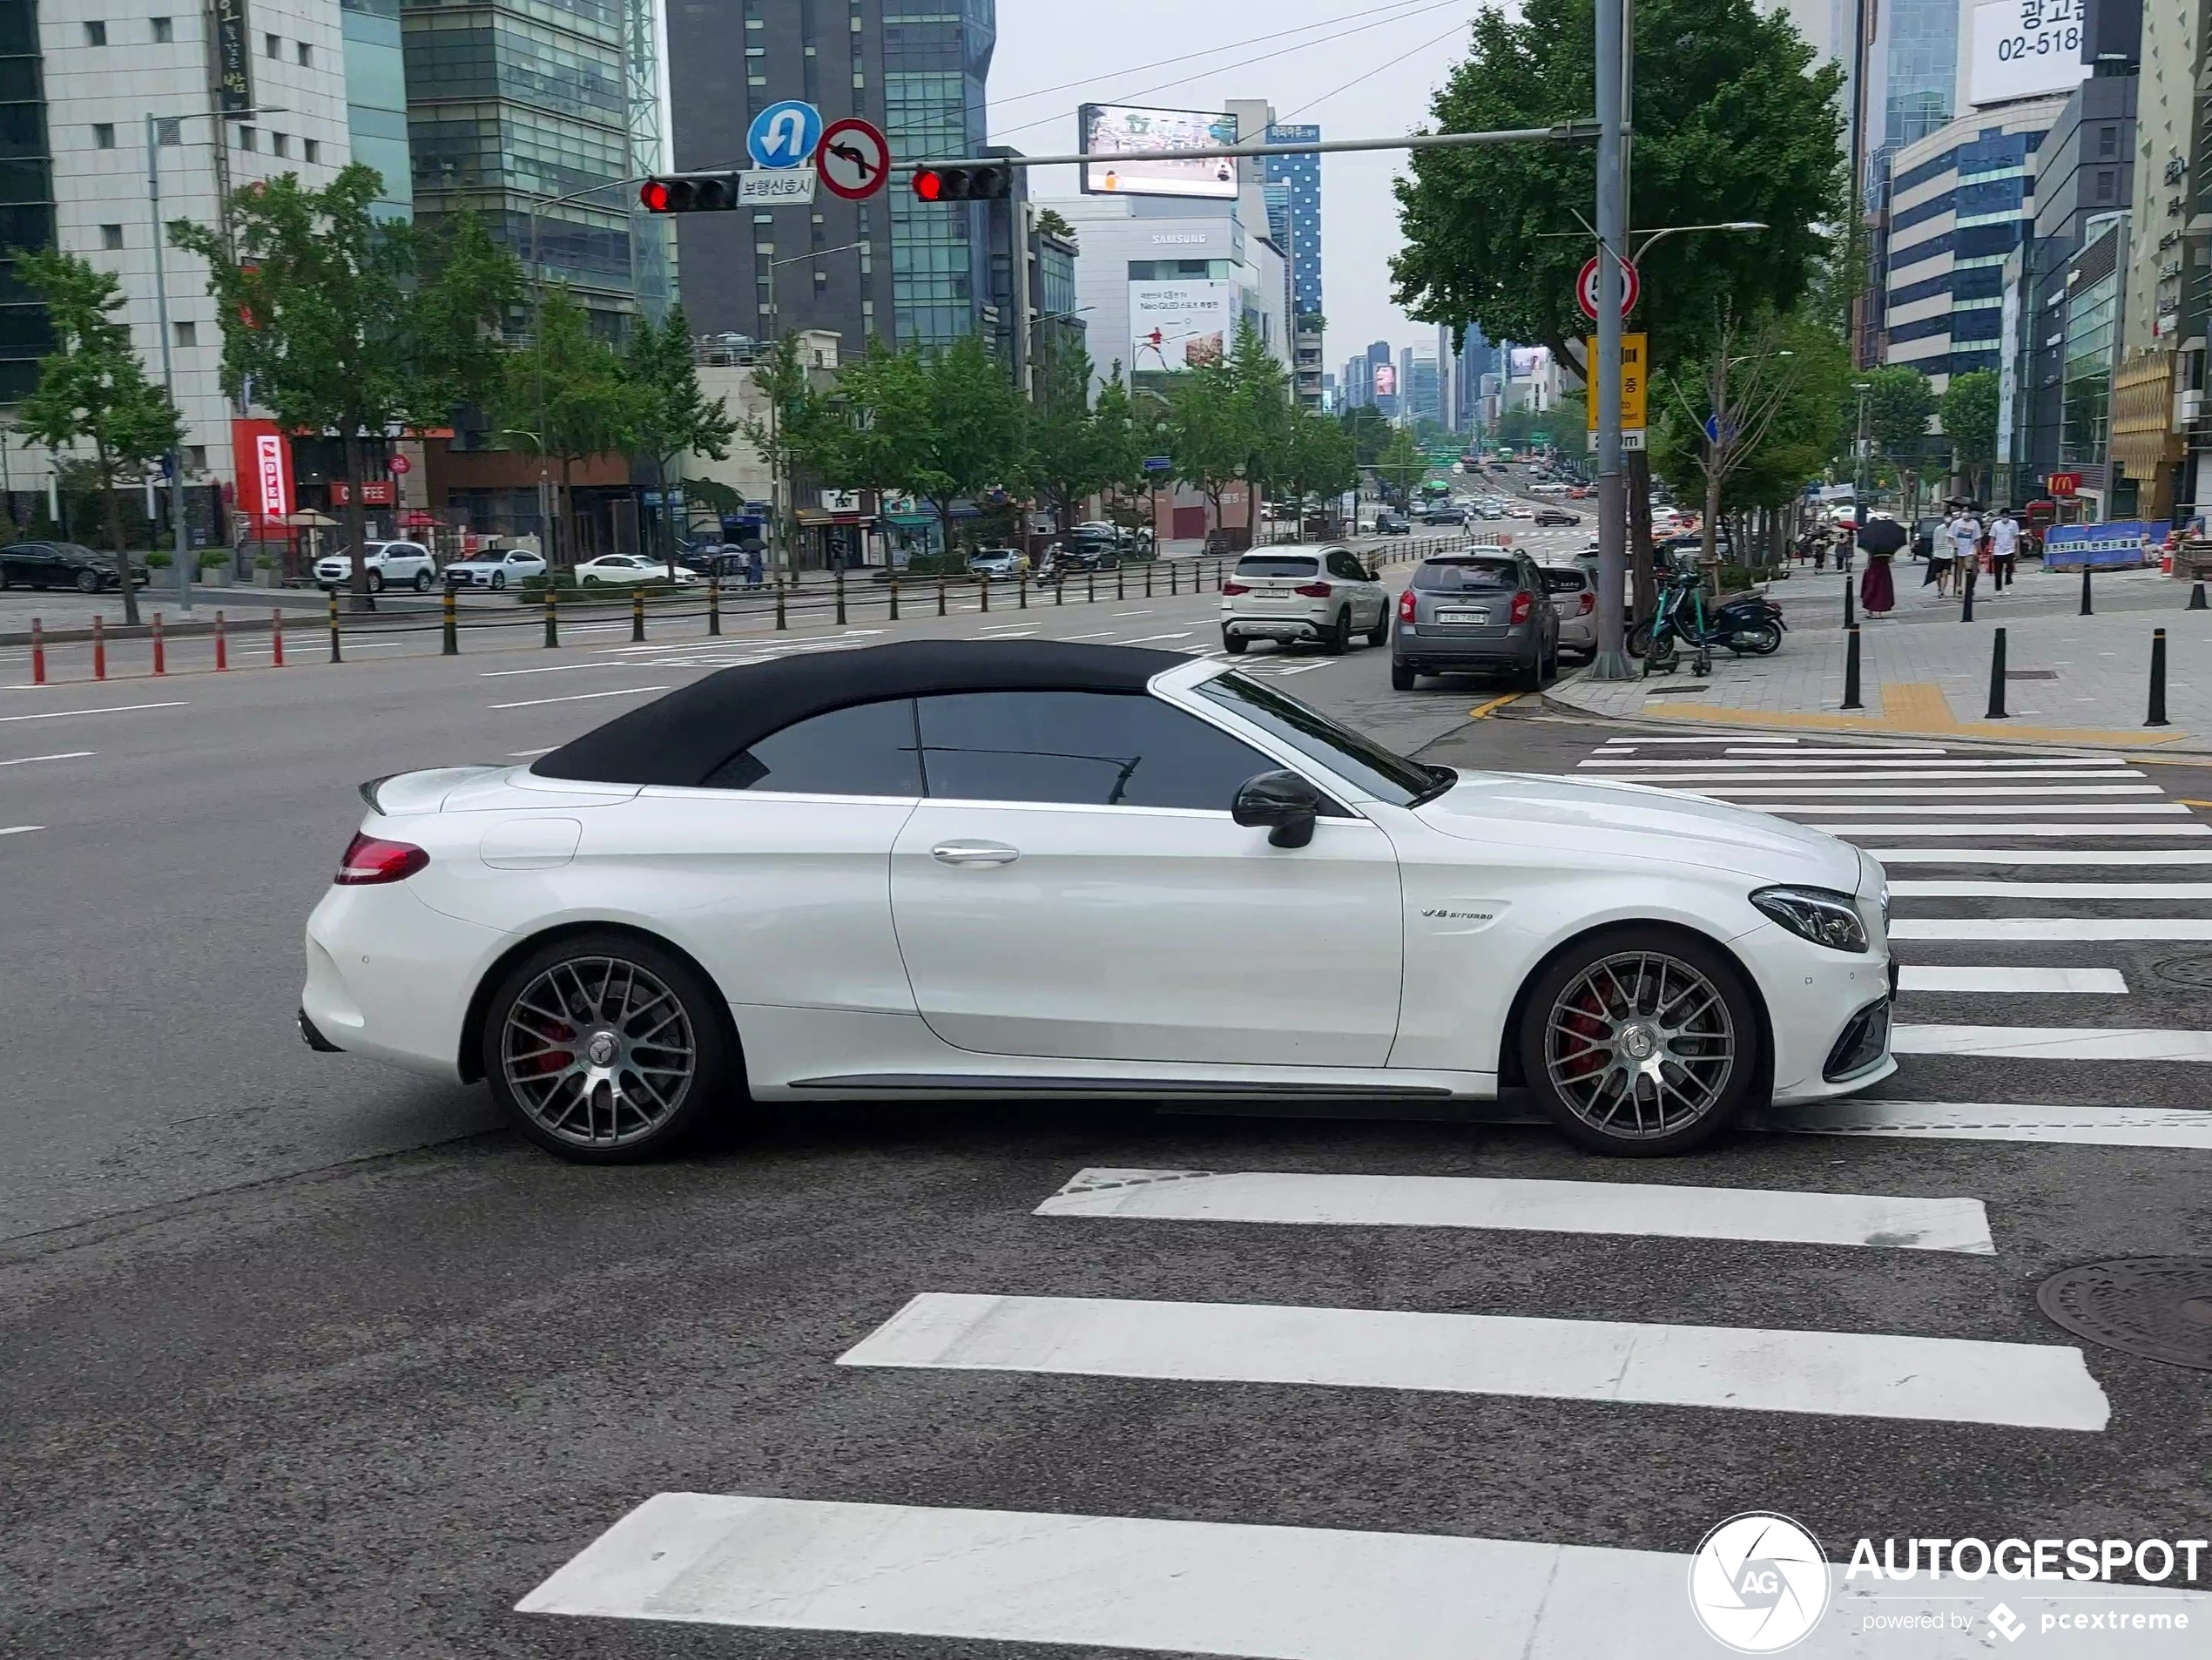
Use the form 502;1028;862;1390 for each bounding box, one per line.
639;179;671;213
912;167;945;202
909;165;1011;202
637;174;738;213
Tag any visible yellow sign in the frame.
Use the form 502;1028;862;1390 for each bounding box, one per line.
1585;333;1648;430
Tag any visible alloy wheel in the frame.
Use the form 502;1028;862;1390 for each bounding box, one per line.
500;956;698;1151
1543;949;1737;1141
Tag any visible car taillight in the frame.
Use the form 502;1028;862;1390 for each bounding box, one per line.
1221;580;1249;596
334;832;428;886
1510;590;1534;624
1294;581;1332;597
1398;589;1417;622
1577;590;1595;615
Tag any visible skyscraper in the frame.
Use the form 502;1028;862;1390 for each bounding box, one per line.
667;0;998;351
1883;0;1961;148
1263;122;1320;321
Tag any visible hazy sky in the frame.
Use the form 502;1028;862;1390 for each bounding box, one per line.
986;0;1485;375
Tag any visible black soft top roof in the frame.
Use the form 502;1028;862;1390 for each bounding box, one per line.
529;638;1191;787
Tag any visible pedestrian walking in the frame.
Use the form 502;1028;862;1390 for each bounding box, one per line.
1988;508;2020;591
1856;515;1905;616
1934;503;1979;598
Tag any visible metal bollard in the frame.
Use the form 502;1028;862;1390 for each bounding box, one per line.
214;610;228;671
774;581;787;631
1019;574;1028;610
2080;563;2094;616
327;590;341;663
543;588;559;647
151;612;165;676
2191;582;2208;612
92;614;105;679
271;606;284;667
1087;570;1096;604
1144;564;1153;598
889;576;900;622
29;616;43;685
835;570;847;625
442;590;458;655
1843;570;1855;630
1840;624;1863;710
1170;562;1178;596
1116;567;1125;600
708;577;721;635
1986;626;2008;719
631;589;645;642
937;576;947;617
1960;565;1975;624
981;576;991;613
1054;573;1063;606
2148;628;2170;727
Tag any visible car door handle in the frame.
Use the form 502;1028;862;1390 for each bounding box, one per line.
932;840;1021;867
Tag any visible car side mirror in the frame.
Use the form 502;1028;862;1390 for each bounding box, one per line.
1232;769;1321;848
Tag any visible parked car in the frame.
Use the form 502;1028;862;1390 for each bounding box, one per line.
302;638;1897;1163
443;547;548;590
576;554;697;587
1220;545;1389;655
315;541;438;593
1391;550;1560;692
1373;510;1411;536
965;548;1029;579
1533;508;1582;528
1539;563;1598;659
0;541;145;593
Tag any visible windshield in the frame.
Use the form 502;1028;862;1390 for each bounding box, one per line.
1236;556;1318;578
1195;672;1447;806
1539;567;1588;594
1413;558;1516;592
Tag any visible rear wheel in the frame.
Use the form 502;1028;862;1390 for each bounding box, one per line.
1627;619;1653;657
368;570;386;594
1323;608;1351;655
413;569;433;592
1519;927;1759;1157
1365;607;1390;647
482;931;738;1164
1391;660;1416;692
1738;623;1782;655
1223;632;1248;655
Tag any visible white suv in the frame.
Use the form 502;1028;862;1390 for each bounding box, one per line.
315;541;437;593
1220;544;1389;655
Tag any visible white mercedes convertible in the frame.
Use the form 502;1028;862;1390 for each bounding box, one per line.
301;641;1894;1161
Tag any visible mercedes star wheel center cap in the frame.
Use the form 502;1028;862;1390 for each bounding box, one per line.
586;1032;618;1067
1622;1026;1656;1061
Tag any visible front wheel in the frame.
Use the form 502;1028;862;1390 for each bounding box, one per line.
490;572;507;591
76;570;101;594
482;931;739;1163
1519;927;1759;1157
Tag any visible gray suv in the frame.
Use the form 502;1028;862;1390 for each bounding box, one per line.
1391;550;1559;692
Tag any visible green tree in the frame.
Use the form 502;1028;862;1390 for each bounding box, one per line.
1940;368;2000;505
624;305;737;576
496;288;637;569
1373;426;1426;507
1278;405;1359;530
738;334;846;566
1339;404;1393;468
1225;320;1291;533
172;165;518;606
1162;358;1248;541
14;248;183;624
1025;339;1104;538
1860;364;1939;516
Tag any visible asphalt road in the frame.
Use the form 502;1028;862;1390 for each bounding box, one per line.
7;525;2212;1658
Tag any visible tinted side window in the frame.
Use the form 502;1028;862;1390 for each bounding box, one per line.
917;691;1275;810
1540;568;1588;594
1325;550;1366;579
701;698;922;796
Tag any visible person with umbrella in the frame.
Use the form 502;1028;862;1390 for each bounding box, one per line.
1856;513;1905;616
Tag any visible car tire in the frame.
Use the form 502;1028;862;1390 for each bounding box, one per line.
1365;609;1390;648
1391;660;1417;692
0;564;10;590
1518;925;1760;1157
413;570;433;592
490;572;506;591
368;571;386;594
1224;632;1248;655
481;929;740;1164
76;570;101;594
1324;608;1351;655
582;574;600;585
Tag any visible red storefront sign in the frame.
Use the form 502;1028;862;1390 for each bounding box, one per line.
2047;472;2081;497
330;481;397;506
232;418;294;530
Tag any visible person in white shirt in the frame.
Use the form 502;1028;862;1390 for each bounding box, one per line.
1942;508;1982;598
1987;510;2020;590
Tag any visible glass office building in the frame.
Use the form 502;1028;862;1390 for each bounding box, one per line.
1884;0;1959;149
0;0;51;402
1263;122;1320;321
882;0;994;347
343;0;413;219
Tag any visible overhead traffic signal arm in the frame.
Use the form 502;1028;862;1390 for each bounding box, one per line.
911;164;1013;201
639;173;741;213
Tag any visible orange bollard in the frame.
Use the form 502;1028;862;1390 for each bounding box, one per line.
271;605;285;667
151;611;165;676
92;615;106;680
30;617;44;685
213;610;228;671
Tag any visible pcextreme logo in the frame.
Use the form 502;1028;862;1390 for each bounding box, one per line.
1687;1513;1832;1653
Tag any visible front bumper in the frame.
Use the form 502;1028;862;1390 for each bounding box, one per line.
1734;919;1897;1104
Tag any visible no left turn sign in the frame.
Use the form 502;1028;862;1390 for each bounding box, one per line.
816;118;891;201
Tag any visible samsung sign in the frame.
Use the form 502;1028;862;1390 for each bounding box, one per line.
1969;0;2090;107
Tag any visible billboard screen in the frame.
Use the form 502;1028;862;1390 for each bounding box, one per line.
1507;346;1548;378
1129;280;1238;371
1081;104;1241;199
1372;362;1399;399
1969;0;2089;107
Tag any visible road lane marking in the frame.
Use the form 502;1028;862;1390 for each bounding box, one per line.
479;661;632;678
1895;879;2212;899
839;1292;2107;1429
488;685;670;710
1872;846;2212;864
1897;966;2128;994
1059;630;1117;640
1755;1099;2212;1149
0;700;185;722
1824;821;2212;837
1588;757;2128;770
0;825;41;836
1784;802;2188;816
0;750;93;767
509;747;556;758
1467;692;1520;719
1584;767;2140;781
1683;785;2161;800
1895;918;2212;941
1111;609;1156;617
1035;1168;1993;1253
1896;1023;2212;1059
1116;632;1193;644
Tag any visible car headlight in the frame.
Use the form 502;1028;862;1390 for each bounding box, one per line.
1751;885;1869;954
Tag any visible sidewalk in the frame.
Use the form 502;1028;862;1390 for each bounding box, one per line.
1549;563;2212;750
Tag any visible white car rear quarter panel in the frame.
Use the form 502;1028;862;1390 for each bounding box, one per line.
304;881;503;1080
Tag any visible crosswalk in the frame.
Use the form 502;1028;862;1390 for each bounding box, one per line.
516;731;2212;1655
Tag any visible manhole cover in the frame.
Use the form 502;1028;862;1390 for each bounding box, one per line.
2152;953;2212;990
2038;1258;2212;1369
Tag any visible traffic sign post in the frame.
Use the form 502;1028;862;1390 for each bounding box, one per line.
816;118;890;200
747;100;822;169
1577;254;1639;321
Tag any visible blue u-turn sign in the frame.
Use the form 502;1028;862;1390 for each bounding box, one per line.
747;100;822;169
